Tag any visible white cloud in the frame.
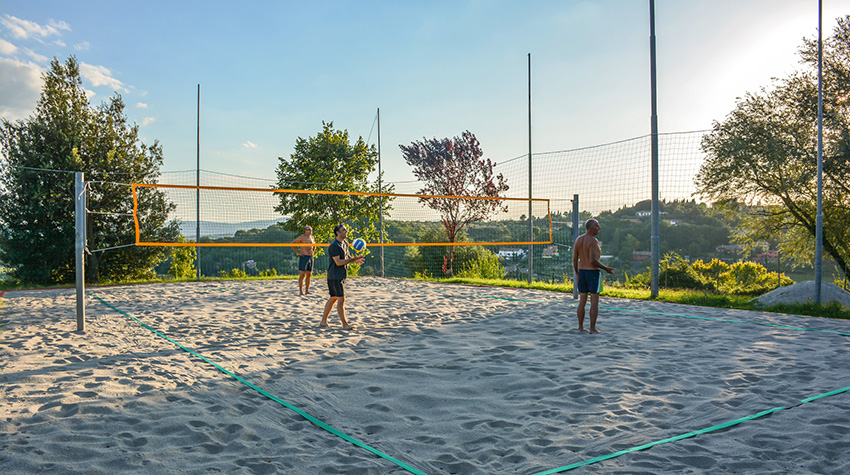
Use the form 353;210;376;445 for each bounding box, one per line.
141;117;155;126
1;15;70;41
242;141;258;149
0;38;18;55
135;102;148;108
73;41;90;51
23;48;47;63
0;57;43;120
79;62;128;92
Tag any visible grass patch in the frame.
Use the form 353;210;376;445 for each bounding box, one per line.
412;275;849;321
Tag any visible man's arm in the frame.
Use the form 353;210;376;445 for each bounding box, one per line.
572;240;580;275
291;235;305;254
333;255;364;266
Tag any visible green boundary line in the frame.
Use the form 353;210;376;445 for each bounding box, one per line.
530;384;850;474
91;293;429;475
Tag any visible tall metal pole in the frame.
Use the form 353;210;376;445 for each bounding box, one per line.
75;172;86;332
815;0;824;303
649;0;660;298
196;84;201;280
528;53;534;284
377;107;385;277
572;194;580;300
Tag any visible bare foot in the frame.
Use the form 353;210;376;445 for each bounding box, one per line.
589;328;600;334
304;290;311;294
319;322;329;328
578;327;586;333
342;325;357;331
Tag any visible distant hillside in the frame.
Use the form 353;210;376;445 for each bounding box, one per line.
177;219;286;239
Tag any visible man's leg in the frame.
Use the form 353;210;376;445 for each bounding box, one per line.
589;293;600;334
321;297;337;327
298;271;305;294
577;293;588;332
304;271;312;294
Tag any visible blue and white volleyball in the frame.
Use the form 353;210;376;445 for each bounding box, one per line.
352;238;366;252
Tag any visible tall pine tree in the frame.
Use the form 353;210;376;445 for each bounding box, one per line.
0;56;179;284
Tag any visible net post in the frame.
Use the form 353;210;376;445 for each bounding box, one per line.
572;194;579;299
649;0;660;299
377;107;385;277
528;53;534;284
75;172;86;332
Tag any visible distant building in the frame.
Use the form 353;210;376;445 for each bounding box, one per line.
632;251;651;263
541;245;559;259
715;244;744;255
755;250;779;263
499;248;527;259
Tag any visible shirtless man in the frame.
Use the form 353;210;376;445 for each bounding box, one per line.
573;218;615;334
291;225;316;295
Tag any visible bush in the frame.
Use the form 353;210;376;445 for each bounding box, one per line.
457;250;505;279
659;253;708;290
717;261;793;295
220;268;248;278
626;253;794;295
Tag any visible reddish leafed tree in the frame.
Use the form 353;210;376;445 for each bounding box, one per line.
400;131;509;276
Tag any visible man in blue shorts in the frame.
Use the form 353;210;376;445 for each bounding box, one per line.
291;226;316;295
573;218;615;333
320;224;364;330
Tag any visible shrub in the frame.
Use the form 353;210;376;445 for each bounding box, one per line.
457;250;505;279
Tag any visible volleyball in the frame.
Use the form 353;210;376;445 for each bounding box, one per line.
352;238;366;252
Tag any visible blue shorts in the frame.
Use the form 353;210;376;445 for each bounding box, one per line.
328;279;345;297
298;255;314;272
577;269;602;294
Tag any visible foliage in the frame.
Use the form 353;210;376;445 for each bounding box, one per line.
0;56;178;284
457;249;505;280
696;16;850;281
220;268;248;278
627;253;793;295
403;227;495;278
399;131;509;276
274;121;393;247
167;237;197;279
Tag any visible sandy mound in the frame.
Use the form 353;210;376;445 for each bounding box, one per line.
755;281;850;309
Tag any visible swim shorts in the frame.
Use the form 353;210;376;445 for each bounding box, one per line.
298;255;314;272
328;279;345;297
577;269;602;294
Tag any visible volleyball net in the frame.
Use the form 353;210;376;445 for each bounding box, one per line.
131;183;551;248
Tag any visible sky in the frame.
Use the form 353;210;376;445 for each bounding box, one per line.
1;0;848;186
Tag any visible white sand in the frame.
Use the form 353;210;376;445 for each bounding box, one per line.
2;278;850;474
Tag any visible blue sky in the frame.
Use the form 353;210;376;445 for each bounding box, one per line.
1;1;847;185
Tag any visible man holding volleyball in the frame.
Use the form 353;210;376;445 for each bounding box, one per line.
321;224;364;330
573;218;614;334
292;225;316;295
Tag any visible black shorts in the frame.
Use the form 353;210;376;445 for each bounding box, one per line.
298;255;313;272
328;279;345;297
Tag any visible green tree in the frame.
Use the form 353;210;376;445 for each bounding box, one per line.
168;237;197;279
696;16;850;280
274;121;392;246
0;57;178;284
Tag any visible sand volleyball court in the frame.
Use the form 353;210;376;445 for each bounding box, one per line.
2;277;849;474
